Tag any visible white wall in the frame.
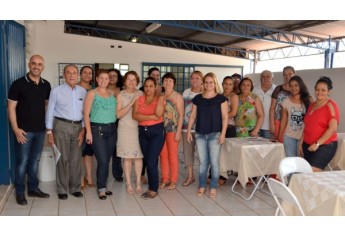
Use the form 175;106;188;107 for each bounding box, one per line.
25;21;251;88
247;68;345;132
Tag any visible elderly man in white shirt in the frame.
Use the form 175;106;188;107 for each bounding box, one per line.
253;70;276;139
46;64;87;200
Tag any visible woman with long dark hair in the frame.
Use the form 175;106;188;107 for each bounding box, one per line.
278;75;313;157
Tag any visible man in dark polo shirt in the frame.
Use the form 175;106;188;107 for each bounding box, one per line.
8;55;51;205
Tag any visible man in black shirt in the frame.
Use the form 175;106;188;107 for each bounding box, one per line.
8;55;51;205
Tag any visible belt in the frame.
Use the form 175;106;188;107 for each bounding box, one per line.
55;117;82;124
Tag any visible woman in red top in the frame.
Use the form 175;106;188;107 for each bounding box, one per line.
132;77;165;199
298;77;339;172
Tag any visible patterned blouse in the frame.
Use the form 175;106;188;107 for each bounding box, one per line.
235;93;258;137
163;93;179;133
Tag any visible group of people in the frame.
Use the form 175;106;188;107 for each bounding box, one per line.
8;54;340;205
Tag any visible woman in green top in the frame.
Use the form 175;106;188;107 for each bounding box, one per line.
84;70;117;200
235;77;264;137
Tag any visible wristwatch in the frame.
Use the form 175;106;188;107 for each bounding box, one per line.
46;130;52;135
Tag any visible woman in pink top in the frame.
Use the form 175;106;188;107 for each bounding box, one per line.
132;77;165;199
298;77;339;172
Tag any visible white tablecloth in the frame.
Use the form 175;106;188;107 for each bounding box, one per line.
330;133;345;170
286;171;345;216
220;137;285;187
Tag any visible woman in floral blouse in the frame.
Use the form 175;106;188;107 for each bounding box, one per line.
235;77;264;137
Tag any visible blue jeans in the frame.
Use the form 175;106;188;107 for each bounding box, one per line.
138;123;165;192
260;129;273;139
91;123;116;192
195;132;221;189
15;132;45;195
284;135;299;157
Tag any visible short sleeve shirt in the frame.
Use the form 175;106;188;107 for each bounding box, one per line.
8;74;51;132
192;94;227;134
281;97;306;139
272;85;290;121
303;99;339;145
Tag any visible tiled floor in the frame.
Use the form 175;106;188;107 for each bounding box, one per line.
0;157;277;216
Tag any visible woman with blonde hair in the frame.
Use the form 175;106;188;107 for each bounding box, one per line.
187;72;228;198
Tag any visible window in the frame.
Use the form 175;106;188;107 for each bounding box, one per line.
58;63;94;85
142;63;195;94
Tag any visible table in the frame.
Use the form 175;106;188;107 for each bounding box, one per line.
286;171;345;216
219;137;285;200
330;133;345;170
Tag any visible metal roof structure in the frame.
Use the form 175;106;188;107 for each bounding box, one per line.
64;20;345;67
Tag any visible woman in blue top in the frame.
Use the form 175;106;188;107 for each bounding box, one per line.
84;70;117;200
187;72;228;198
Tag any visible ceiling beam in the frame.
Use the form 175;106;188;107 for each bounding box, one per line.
143;20;337;50
64;23;253;59
221;20;337;47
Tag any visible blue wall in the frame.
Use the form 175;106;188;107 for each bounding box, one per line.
0;21;26;184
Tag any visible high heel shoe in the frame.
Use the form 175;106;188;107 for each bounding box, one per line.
84;177;95;188
182;177;195;186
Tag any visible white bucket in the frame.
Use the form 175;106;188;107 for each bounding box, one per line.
38;147;56;182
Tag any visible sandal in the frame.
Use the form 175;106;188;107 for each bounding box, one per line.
141;176;147;185
84;177;95;188
142;190;158;199
159;182;170;189
98;192;107;200
246;179;254;187
197;188;205;197
209;189;217;198
218;178;226;186
135;183;142;194
182;177;195;186
167;183;177;190
126;185;134;194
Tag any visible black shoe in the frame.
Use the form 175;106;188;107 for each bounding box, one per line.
58;194;68;200
28;189;50;198
105;191;113;196
72;191;83;198
16;195;28;205
99;194;107;200
114;176;124;182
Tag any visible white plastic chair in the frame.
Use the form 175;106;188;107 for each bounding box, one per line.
267;178;305;216
279;157;313;185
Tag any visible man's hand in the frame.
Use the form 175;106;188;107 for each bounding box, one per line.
78;129;85;147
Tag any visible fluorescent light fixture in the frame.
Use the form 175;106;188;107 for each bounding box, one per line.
145;23;161;34
130;36;137;43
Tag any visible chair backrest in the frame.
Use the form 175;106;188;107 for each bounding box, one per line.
279;157;313;185
267;178;305;216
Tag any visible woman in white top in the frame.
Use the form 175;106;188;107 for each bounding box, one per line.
181;71;203;186
116;71;143;194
